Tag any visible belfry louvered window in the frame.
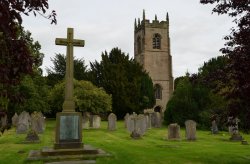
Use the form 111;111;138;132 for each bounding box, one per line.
153;33;161;49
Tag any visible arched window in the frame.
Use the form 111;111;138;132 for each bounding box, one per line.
137;36;141;54
154;84;162;99
152;33;161;49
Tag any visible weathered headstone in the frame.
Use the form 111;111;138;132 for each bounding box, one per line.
11;113;18;127
168;123;181;140
82;112;90;129
211;120;218;134
124;113;130;128
31;111;45;134
127;113;147;139
228;117;243;141
91;115;101;129
0;114;7;128
185;120;196;140
126;114;134;133
136;114;147;136
108;113;117;131
151;112;161;128
228;117;240;135
16;111;30;134
144;109;154;129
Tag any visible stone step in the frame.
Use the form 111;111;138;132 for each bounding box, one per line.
45;160;96;164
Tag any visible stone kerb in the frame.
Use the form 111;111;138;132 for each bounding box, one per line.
108;113;117;131
185;120;196;141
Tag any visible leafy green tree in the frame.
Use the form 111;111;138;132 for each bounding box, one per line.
0;0;56;113
200;0;250;131
7;29;49;116
48;80;111;116
89;48;155;119
46;53;88;87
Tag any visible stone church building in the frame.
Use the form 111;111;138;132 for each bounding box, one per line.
134;10;173;114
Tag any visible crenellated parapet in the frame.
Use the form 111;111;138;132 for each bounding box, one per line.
134;10;169;33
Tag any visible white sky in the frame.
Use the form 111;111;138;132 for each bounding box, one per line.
22;0;233;78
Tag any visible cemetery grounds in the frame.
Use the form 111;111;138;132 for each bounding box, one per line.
0;120;250;164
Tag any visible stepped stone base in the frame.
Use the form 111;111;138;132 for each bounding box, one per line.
27;144;111;162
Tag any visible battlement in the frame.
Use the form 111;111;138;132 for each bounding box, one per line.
134;10;169;32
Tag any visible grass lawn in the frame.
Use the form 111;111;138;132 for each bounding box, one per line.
0;119;250;164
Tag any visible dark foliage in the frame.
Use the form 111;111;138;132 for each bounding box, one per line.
89;48;155;119
200;0;250;131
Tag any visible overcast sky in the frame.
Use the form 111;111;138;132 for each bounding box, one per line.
22;0;233;78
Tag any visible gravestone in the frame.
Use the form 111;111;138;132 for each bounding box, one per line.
211;120;218;134
168;123;181;140
185;120;196;140
0;114;7;128
11;113;18;127
31;112;45;133
136;114;147;136
124;113;130;128
144;109;154;129
228;117;243;141
151;112;161;128
108;113;117;131
54;28;84;149
126;114;134;133
145;115;150;129
82;112;90;129
91;115;101;129
228;117;240;135
127;113;147;139
16;111;31;134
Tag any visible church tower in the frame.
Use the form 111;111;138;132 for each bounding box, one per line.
134;10;173;113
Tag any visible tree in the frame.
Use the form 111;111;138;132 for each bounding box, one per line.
48;80;111;117
89;48;155;119
200;0;250;131
46;53;88;87
6;29;49;117
0;0;56;114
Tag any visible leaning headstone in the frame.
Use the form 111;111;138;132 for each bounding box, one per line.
168;123;181;140
82;112;90;129
211;120;218;134
11;113;18;127
185;120;196;140
31;111;45;134
151;112;161;128
108;113;117;131
124;113;130;128
16;111;30;134
92;115;101;129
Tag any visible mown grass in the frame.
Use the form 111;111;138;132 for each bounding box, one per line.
0;119;250;164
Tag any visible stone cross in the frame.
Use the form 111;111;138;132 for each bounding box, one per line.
55;28;85;112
